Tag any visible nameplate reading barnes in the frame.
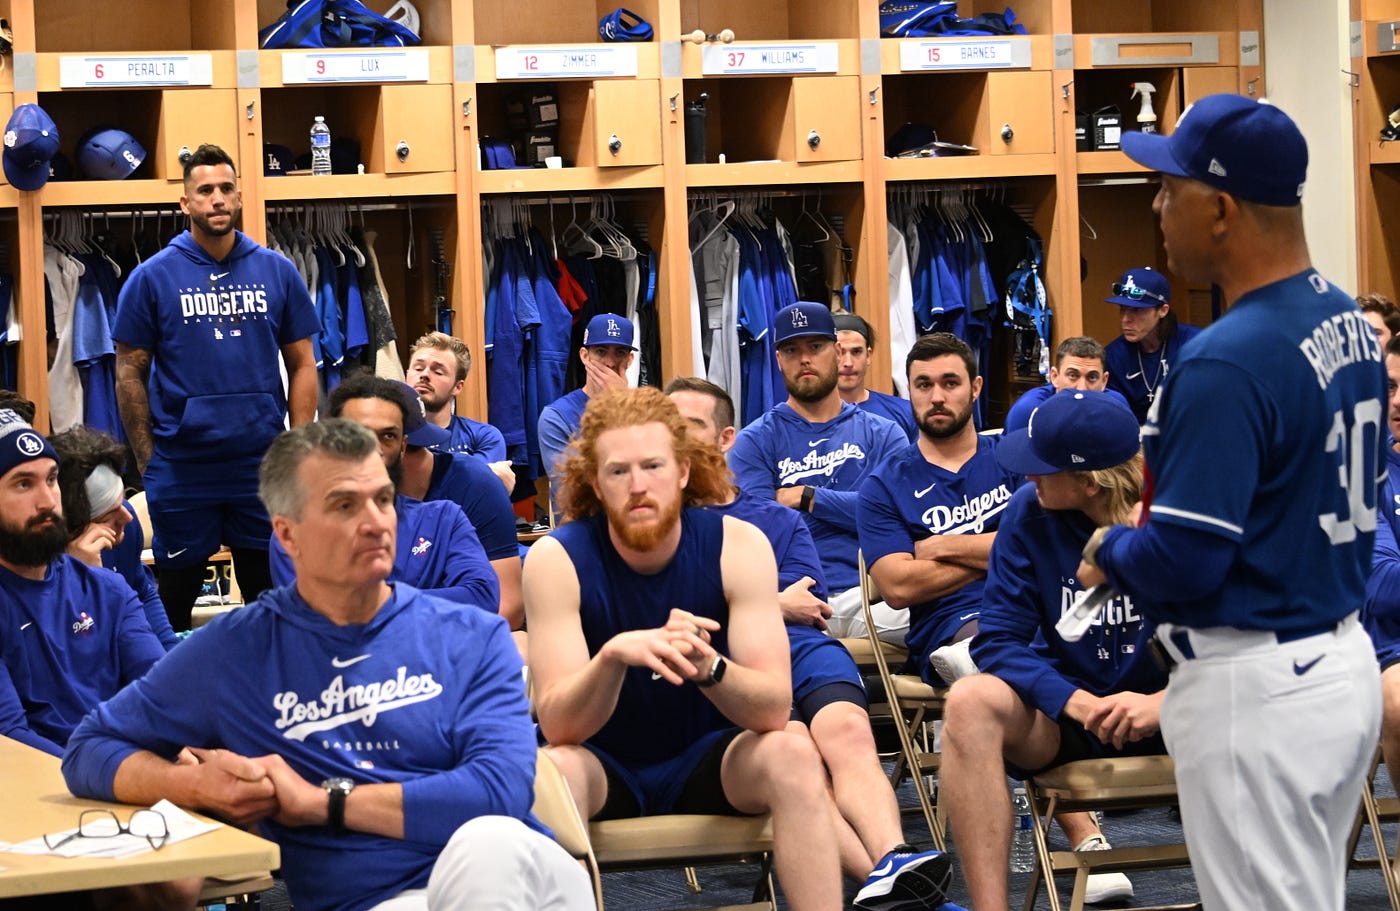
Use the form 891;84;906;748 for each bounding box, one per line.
898;39;1030;71
495;46;639;80
284;50;430;84
701;43;840;75
60;55;214;88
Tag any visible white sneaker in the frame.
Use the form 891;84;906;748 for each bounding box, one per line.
1074;834;1134;904
928;639;978;684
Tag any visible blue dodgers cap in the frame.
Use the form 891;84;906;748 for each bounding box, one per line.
773;301;838;346
391;381;451;449
3;104;60;192
1105;267;1171;310
1120;93;1307;207
996;390;1140;475
582;313;637;350
0;409;59;478
76;128;146;180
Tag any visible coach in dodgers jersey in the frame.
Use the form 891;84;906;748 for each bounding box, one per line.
1079;94;1386;911
729;302;907;639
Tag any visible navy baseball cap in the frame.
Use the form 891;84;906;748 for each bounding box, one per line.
76;128;146;180
997;390;1140;475
3;104;59;192
582;313;637;349
1120;93;1307;207
1105;267;1171;310
773;301;837;346
263;143;295;176
390;381;450;449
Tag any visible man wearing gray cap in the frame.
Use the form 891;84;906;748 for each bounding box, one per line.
0;409;165;758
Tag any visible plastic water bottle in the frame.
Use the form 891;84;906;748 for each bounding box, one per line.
310;116;332;176
1010;786;1035;873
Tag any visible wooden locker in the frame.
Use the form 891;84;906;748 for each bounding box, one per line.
791;76;860;162
591;80;662;167
154;89;239;180
379;84;455;174
986;71;1054;155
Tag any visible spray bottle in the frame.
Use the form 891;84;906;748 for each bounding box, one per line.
1130;82;1158;134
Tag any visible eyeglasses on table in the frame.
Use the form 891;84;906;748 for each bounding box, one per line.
43;808;169;851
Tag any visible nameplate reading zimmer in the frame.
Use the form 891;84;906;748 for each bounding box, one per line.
283;50;430;83
701;43;839;75
494;46;639;79
899;39;1030;71
59;54;214;88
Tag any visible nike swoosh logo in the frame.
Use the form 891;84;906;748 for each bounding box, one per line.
332;654;372;668
1124;371;1143;380
808;438;829;447
20;622;32;630
166;548;187;559
914;483;937;498
210;271;230;282
1293;654;1324;676
651;672;664;681
870;859;895;878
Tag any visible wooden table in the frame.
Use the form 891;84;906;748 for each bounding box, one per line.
0;737;280;898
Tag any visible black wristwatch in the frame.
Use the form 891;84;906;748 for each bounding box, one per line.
322;777;355;832
697;654;728;688
799;486;815;513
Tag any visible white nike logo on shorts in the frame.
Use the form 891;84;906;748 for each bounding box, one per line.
332;654;372;668
20;622;32;631
166;548;187;559
651;672;664;681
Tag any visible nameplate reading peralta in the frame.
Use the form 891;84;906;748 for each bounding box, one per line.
701;43;839;75
494;46;639;80
283;50;430;83
899;39;1030;71
59;55;214;88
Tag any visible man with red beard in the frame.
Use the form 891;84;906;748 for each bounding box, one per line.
0;408;165;758
526;387;877;911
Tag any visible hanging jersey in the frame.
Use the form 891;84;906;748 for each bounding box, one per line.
551;508;732;767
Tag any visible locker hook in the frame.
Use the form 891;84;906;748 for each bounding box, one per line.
1061;81;1073;100
245;101;256;120
1343;69;1360;88
868;86;879;106
462;97;472;118
670;93;679;112
1246;77;1259;96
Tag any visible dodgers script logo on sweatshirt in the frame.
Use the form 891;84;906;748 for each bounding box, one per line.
273;666;444;741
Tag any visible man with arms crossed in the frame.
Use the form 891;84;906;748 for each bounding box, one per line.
527;387;882;911
113;143;318;631
858;333;1021;685
1080;94;1384;911
63;420;592;911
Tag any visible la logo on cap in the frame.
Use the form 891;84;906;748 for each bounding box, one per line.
607;317;621;337
791;309;808;329
16;432;43;456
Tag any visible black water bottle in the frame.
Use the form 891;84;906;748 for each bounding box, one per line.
685;93;709;164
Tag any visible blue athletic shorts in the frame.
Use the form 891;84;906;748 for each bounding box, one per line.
145;456;270;568
588;726;743;818
788;624;864;705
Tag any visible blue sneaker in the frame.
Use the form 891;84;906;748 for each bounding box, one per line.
853;848;953;911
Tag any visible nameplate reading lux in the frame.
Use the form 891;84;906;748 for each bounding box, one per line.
285;50;429;83
494;46;639;80
701;43;840;75
60;54;213;88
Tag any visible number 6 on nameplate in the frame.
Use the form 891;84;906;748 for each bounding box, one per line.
1318;400;1382;545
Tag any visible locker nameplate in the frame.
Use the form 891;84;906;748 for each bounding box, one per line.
495;46;639;80
899;39;1031;71
59;54;213;88
701;43;839;76
282;50;430;83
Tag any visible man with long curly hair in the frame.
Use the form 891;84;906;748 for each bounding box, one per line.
525;387;855;911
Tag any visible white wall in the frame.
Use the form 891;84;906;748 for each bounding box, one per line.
1263;0;1358;291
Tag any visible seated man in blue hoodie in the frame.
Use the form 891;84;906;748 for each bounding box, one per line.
113;143;319;634
940;392;1165;909
63;419;593;911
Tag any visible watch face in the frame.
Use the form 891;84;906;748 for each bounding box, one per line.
323;777;354;793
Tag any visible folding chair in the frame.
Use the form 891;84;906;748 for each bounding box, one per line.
532;748;777;911
857;550;948;851
197;872;277;908
1347;747;1400;911
1022;755;1194;911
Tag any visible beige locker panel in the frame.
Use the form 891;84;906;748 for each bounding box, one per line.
155;89;239;181
592;80;662;167
379;84;455;174
986;71;1053;156
1180;66;1239;106
792;76;860;162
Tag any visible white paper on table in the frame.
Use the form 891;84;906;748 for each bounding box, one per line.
3;799;221;859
